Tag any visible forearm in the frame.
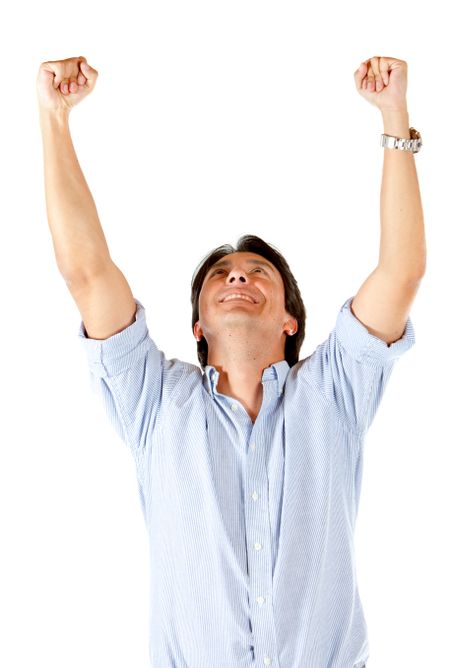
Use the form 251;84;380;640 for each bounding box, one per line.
378;109;426;278
39;108;111;279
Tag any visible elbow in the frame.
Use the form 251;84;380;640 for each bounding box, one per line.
414;246;427;279
408;256;426;281
417;260;427;280
378;259;426;284
406;262;426;282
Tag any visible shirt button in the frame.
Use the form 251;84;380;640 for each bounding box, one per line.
254;542;262;551
263;657;272;666
250;443;256;450
256;596;265;606
252;491;259;501
231;403;238;412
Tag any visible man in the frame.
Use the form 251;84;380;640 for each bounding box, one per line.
37;55;425;667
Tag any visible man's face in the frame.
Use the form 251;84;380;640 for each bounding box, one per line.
193;251;297;346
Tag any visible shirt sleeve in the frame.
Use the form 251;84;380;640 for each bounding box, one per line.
301;295;416;435
77;297;184;457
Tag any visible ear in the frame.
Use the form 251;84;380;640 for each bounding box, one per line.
284;317;298;336
193;321;203;342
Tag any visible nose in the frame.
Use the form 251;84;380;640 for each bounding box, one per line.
226;268;248;284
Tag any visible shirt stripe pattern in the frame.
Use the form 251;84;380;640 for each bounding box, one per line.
78;295;415;667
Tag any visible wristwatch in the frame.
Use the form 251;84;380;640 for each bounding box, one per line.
380;127;422;153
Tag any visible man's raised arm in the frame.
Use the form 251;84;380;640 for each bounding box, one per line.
350;56;426;346
37;56;136;339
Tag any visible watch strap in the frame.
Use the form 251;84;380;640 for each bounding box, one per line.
380;126;422;153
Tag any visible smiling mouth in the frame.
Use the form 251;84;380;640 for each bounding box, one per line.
220;295;257;304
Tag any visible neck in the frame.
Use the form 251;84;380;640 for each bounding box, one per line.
207;333;286;422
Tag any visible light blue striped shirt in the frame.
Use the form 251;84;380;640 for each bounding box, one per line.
78;295;415;667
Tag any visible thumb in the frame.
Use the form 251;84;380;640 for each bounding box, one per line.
79;58;97;85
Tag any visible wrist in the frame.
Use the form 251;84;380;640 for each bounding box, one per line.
381;109;410;137
39;106;70;130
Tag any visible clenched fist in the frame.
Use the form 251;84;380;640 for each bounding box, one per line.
354;56;408;113
36;56;98;114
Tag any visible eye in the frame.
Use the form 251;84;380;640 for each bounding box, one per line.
210;267;265;276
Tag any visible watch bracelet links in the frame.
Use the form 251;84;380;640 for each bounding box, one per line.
380;126;422;153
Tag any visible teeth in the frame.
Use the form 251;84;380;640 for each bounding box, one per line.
223;294;254;303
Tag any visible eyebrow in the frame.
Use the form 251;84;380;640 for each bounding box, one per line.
207;259;275;275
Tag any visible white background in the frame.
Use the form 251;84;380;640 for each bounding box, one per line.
1;1;448;666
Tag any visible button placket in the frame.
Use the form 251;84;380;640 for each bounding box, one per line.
242;377;280;667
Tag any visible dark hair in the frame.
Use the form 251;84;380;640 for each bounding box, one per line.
190;234;306;370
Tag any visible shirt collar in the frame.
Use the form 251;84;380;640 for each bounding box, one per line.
203;359;290;398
